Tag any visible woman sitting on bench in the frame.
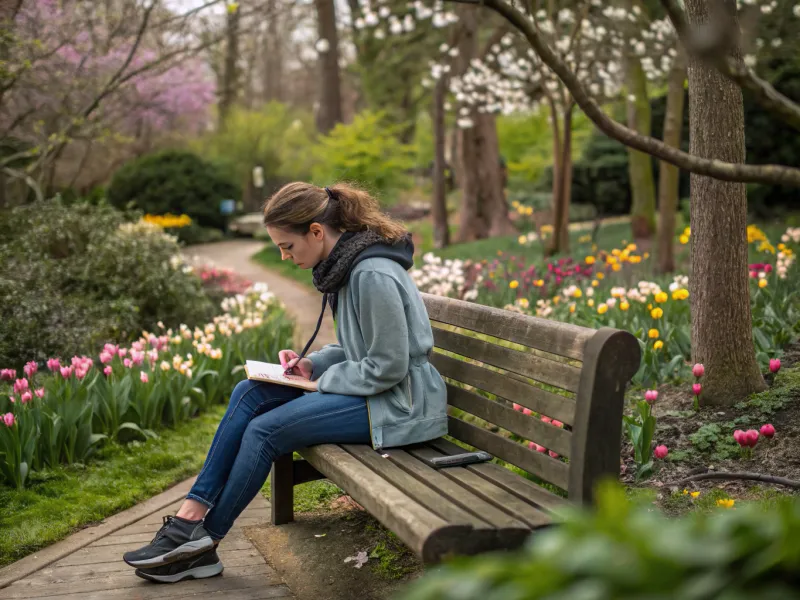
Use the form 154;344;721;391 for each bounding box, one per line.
121;182;449;584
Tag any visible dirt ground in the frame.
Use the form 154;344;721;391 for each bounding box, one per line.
243;497;421;600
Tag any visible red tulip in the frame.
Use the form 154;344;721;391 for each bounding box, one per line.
769;359;781;374
654;445;668;459
745;429;760;448
692;383;702;396
760;424;775;438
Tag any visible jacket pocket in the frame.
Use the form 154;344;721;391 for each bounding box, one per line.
386;374;413;413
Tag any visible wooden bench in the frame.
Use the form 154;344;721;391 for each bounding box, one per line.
270;292;641;564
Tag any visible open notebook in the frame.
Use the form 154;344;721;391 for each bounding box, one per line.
243;360;318;392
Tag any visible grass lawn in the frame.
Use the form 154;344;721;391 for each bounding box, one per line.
0;404;227;568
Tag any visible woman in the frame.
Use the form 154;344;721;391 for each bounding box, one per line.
122;182;448;583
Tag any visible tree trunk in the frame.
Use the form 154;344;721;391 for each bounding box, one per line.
315;0;343;133
432;77;450;249
550;103;574;255
685;0;765;404
477;113;516;237
625;54;657;241
456;125;487;242
263;0;283;103
219;4;241;130
656;56;687;274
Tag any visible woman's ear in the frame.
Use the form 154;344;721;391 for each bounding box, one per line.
308;222;324;240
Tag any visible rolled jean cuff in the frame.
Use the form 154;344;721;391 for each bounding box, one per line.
186;493;214;510
204;525;225;541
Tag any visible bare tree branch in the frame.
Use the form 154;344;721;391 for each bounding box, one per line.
670;470;800;490
443;0;800;187
659;0;800;132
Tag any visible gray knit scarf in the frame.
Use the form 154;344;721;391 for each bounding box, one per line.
312;229;385;296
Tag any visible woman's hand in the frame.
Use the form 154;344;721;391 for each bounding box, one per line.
278;349;314;380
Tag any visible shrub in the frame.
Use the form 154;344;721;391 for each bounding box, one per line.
107;150;240;230
400;482;800;600
311;111;415;204
0;199;215;369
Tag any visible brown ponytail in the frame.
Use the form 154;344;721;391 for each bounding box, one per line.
262;182;407;243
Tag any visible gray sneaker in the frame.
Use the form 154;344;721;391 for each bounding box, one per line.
123;515;214;568
135;548;223;584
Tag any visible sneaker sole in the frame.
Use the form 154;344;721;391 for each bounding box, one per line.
124;538;214;568
135;561;224;584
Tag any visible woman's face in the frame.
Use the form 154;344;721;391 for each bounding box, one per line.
266;224;326;269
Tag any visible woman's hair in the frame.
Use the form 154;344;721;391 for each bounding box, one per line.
262;182;407;243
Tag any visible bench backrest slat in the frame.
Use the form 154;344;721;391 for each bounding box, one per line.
421;292;641;503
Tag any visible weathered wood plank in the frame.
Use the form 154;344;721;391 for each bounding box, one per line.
0;574;288;600
446;417;570;490
299;444;471;563
428;438;567;511
569;328;640;504
271;454;294;525
432;326;582;392
444;384;572;457
53;539;252;567
406;446;552;529
342;445;495;529
432;353;576;425
422;293;593;360
382;448;530;530
4;564;272;596
293;458;325;485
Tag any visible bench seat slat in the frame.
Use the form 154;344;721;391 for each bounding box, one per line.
423;293;592;360
341;444;496;529
445;384;573;457
447;417;570;490
299;444;471;563
378;447;530;530
408;446;552;529
432;326;583;392
428;438;567;511
432;353;576;426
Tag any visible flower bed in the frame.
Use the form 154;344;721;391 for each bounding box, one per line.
0;284;294;489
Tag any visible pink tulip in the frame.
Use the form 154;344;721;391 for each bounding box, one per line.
513;403;523;412
23;361;38;377
132;341;143;352
13;378;29;394
118;348;127;358
3;413;15;427
0;369;16;381
35;388;44;398
733;430;745;446
653;445;669;459
75;367;88;380
749;271;757;279
548;450;559;459
745;429;760;447
8;396;14;404
540;416;552;424
104;366;112;376
46;358;60;372
20;391;32;404
131;351;145;366
123;358;132;368
99;351;113;364
149;336;159;348
60;366;73;378
528;442;547;453
522;408;533;416
140;372;149;384
148;349;158;364
552;420;564;428
645;390;658;404
692;383;702;396
760;424;775;438
692;364;705;378
769;359;781;374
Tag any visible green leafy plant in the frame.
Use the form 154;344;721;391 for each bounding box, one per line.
400;481;800;600
623;394;657;480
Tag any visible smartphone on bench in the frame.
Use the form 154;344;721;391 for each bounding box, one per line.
423;451;493;469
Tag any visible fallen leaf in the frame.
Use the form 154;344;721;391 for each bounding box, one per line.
344;550;369;568
314;534;326;538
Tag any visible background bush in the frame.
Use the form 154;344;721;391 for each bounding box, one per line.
0;199;215;369
311;110;415;204
401;482;800;600
106;150;240;230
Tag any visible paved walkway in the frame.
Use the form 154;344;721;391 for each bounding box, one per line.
186;240;336;352
0;477;294;600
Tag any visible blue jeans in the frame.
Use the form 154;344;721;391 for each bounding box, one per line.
187;379;370;539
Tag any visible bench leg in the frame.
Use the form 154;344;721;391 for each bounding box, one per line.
271;454;294;525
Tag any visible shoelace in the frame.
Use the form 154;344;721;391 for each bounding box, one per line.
150;515;175;544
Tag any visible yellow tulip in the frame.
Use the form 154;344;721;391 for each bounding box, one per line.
655;292;668;303
587;299;595;308
509;280;519;289
596;272;605;280
597;304;608;315
620;301;630;311
569;303;576;314
518;235;527;245
612;263;622;272
679;234;689;244
591;280;599;287
654;340;664;350
585;256;596;265
651;307;664;319
758;278;768;288
573;289;583;298
648;328;659;339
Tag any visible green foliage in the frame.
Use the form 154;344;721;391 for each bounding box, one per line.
0;198;216;369
107;150;240;230
400;481;800;600
191;103;317;196
311;111;415;204
0;404;228;567
622;400;657;480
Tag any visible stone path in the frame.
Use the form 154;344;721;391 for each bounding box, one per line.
0;477;294;600
186;240;336;352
